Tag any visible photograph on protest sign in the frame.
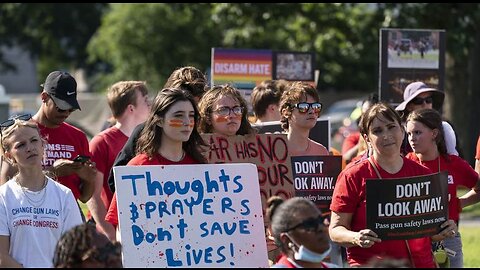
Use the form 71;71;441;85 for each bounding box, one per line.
291;155;342;215
366;171;448;240
252;118;330;150
379;28;445;105
113;163;269;268
382;69;440;106
273;51;315;82
386;29;440;69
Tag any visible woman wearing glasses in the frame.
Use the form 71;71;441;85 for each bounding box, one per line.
405;108;480;267
269;197;337;268
395;81;459;156
0;116;82;267
329;103;456;267
198;84;255;136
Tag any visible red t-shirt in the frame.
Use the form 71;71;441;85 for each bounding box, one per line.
330;157;436;268
342;131;360;154
476;136;480;159
105;153;199;227
38;122;91;200
88;126;128;218
406;153;479;223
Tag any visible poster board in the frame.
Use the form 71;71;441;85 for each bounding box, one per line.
366;171;448;240
201;133;295;208
211;48;273;89
252;118;330;150
272;50;315;84
379;28;446;108
291;155;342;215
113;163;269;267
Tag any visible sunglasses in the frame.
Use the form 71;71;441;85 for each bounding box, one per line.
0;114;32;130
285;215;325;233
48;95;75;113
213;106;243;116
294;102;322;114
411;96;433;105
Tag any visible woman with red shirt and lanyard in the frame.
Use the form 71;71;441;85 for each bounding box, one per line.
406;108;480;268
329;103;456;268
106;88;207;234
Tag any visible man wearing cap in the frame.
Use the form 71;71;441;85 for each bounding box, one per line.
0;71;97;206
395;81;459;156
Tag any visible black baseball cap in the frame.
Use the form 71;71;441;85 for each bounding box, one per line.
41;71;81;111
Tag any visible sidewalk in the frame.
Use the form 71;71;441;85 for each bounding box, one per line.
459;214;480;227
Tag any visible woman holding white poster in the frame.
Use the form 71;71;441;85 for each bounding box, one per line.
106;88;207;232
329;103;456;268
406;108;480;267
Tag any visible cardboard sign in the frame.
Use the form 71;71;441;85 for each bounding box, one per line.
113;163;269;268
291;155;342;215
366;171;448;240
201;133;295;209
252;118;330;150
379;28;446;106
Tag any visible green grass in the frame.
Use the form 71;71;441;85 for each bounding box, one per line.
79;201;89;217
458;187;480;219
460;226;480;268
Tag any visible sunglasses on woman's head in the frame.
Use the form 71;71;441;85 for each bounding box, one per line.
411;96;433;105
293;102;322;114
285;215;325;233
0;114;32;130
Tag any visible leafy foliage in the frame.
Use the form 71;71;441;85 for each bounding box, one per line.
0;3;107;76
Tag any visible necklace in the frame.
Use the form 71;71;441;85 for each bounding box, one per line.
15;176;48;208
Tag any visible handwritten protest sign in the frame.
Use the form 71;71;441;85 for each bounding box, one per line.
113;163;269;267
366;171;448;240
201;133;295;261
202;133;295;208
291;155;342;215
252;118;330;150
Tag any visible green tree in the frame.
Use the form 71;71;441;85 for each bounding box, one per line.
0;3;107;77
87;3;222;92
210;3;382;92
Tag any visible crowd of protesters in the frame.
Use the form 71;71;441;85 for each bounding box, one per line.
0;67;478;268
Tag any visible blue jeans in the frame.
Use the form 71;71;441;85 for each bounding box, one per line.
443;231;463;268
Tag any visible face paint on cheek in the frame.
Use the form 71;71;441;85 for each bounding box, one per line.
214;115;229;123
168;119;184;128
189;120;194;128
